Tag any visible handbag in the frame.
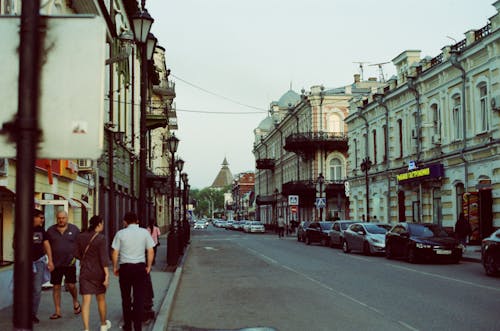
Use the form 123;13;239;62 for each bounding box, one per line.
81;232;99;265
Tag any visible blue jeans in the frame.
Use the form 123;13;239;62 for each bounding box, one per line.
32;259;45;317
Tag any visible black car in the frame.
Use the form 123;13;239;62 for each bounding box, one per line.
297;221;311;242
481;229;500;276
385;223;463;263
305;221;333;246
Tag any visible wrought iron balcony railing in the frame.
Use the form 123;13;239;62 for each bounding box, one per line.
284;131;348;153
256;158;275;170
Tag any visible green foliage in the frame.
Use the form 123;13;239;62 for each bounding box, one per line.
189;186;229;218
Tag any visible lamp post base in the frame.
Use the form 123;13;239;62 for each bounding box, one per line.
167;230;179;266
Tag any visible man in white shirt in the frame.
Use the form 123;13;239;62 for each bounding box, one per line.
111;212;155;331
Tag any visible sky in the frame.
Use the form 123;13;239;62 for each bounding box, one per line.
147;0;496;189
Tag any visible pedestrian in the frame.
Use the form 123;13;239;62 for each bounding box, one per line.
75;215;111;331
362;214;366;221
32;209;54;323
147;220;161;265
112;212;155;331
277;215;285;238
373;215;377;222
455;212;471;246
45;210;81;320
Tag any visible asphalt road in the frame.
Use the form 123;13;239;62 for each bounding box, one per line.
167;226;500;331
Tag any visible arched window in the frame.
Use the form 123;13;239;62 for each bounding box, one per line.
478;83;489;132
452;94;462;140
329;158;343;181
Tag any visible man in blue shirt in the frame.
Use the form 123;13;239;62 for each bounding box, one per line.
112;212;155;331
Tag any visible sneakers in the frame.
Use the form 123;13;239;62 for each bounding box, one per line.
100;320;112;331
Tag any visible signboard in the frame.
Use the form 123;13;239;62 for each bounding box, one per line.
397;164;444;184
0;15;106;158
288;195;299;206
315;198;326;208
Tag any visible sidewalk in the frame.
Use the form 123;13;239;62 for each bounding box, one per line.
462;244;482;263
0;234;184;331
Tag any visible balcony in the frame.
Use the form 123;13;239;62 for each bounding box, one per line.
284;131;348;154
152;80;176;101
256;158;275;170
282;179;346;205
146;107;168;130
256;194;276;206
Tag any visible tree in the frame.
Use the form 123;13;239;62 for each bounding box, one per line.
190;186;229;218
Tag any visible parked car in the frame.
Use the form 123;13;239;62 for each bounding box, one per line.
232;220;245;231
246;221;266;233
305;221;333;246
297;221;311;242
193;221;207;229
385;222;463;263
225;220;234;230
343;222;389;255
329;220;356;247
481;229;500;276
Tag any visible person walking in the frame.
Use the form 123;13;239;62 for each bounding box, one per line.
455;212;471;247
147;220;161;265
112;212;155;331
277;215;285;238
32;209;53;323
45;210;81;320
75;215;111;331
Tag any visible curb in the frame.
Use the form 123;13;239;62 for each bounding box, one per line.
151;244;190;331
461;256;481;263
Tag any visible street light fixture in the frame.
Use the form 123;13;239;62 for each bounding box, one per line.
131;5;155;227
164;133;179;266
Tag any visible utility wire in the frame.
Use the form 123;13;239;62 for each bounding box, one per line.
170;73;268;112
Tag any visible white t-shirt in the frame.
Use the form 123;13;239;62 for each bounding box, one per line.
111;224;155;264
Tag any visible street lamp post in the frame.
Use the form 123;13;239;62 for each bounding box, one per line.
164;133;179;266
181;173;188;248
175;158;184;255
131;5;155;227
316;173;325;221
360;157;372;221
185;183;191;244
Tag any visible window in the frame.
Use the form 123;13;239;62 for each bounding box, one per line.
372;129;377;164
329;158;343;181
327;113;343;133
382;125;387;162
452;94;462;140
397;119;403;158
353;138;358;169
455;183;464;219
478;83;489;132
431;103;441;135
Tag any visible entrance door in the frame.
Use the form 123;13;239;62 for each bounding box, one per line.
479;189;493;240
38;200;68;228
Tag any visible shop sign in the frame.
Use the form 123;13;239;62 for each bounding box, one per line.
397;164;444;184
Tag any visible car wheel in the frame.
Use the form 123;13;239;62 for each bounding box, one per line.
363;242;371;256
342;240;350;253
408;248;418;264
306;236;311;245
386;244;393;259
483;252;498;276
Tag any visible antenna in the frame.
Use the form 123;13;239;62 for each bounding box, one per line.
353;62;369;80
369;61;390;82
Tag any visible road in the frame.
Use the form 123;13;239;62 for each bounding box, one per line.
167;226;500;331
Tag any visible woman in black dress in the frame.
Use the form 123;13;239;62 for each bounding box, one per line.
75;215;111;331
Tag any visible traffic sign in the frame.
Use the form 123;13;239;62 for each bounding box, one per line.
290;205;298;214
315;198;326;208
288;195;299;206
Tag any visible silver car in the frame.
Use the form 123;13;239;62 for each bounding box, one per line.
329;220;356;247
343;222;390;255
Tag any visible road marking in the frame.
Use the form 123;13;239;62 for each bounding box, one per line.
336;252;371;262
386;264;500;292
398;321;420;331
203;246;218;251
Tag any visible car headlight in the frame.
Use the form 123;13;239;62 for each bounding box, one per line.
416;243;432;249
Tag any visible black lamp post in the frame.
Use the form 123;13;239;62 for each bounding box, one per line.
185;183;191;244
175;158;184;255
181;172;188;248
360;157;372;221
131;5;155;227
165;133;179;266
316;173;325;222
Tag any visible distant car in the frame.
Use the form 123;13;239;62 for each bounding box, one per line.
193;221;207;229
481;229;500;276
343;223;389;255
247;221;265;233
329;221;356;248
385;222;463;263
305;221;333;246
297;221;311;242
225;220;234;230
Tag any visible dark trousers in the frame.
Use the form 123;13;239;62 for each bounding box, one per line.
119;263;147;331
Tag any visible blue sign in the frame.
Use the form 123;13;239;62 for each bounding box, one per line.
315;198;326;208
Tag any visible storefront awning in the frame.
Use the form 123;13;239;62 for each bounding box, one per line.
0;186;41;203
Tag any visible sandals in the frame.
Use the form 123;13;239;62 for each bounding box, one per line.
49;313;62;320
73;303;81;315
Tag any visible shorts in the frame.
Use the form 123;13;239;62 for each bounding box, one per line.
51;266;77;285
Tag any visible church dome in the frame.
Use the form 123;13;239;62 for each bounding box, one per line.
256;116;274;131
277;89;300;108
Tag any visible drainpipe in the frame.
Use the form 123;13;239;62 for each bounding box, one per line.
407;76;422;223
357;107;370;219
288;103;300;181
375;95;391;223
450;51;468;191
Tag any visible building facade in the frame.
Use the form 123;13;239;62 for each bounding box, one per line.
346;1;500;241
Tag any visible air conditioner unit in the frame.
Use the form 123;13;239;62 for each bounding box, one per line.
0;158;8;176
431;134;441;145
77;159;93;172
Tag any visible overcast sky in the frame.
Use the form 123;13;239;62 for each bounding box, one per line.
147;0;496;189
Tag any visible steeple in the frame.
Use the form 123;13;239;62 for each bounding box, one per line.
211;157;233;189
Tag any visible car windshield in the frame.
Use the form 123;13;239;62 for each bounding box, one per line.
340;222;354;230
319;222;333;230
409;223;449;237
251;221;261;225
364;224;388;234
